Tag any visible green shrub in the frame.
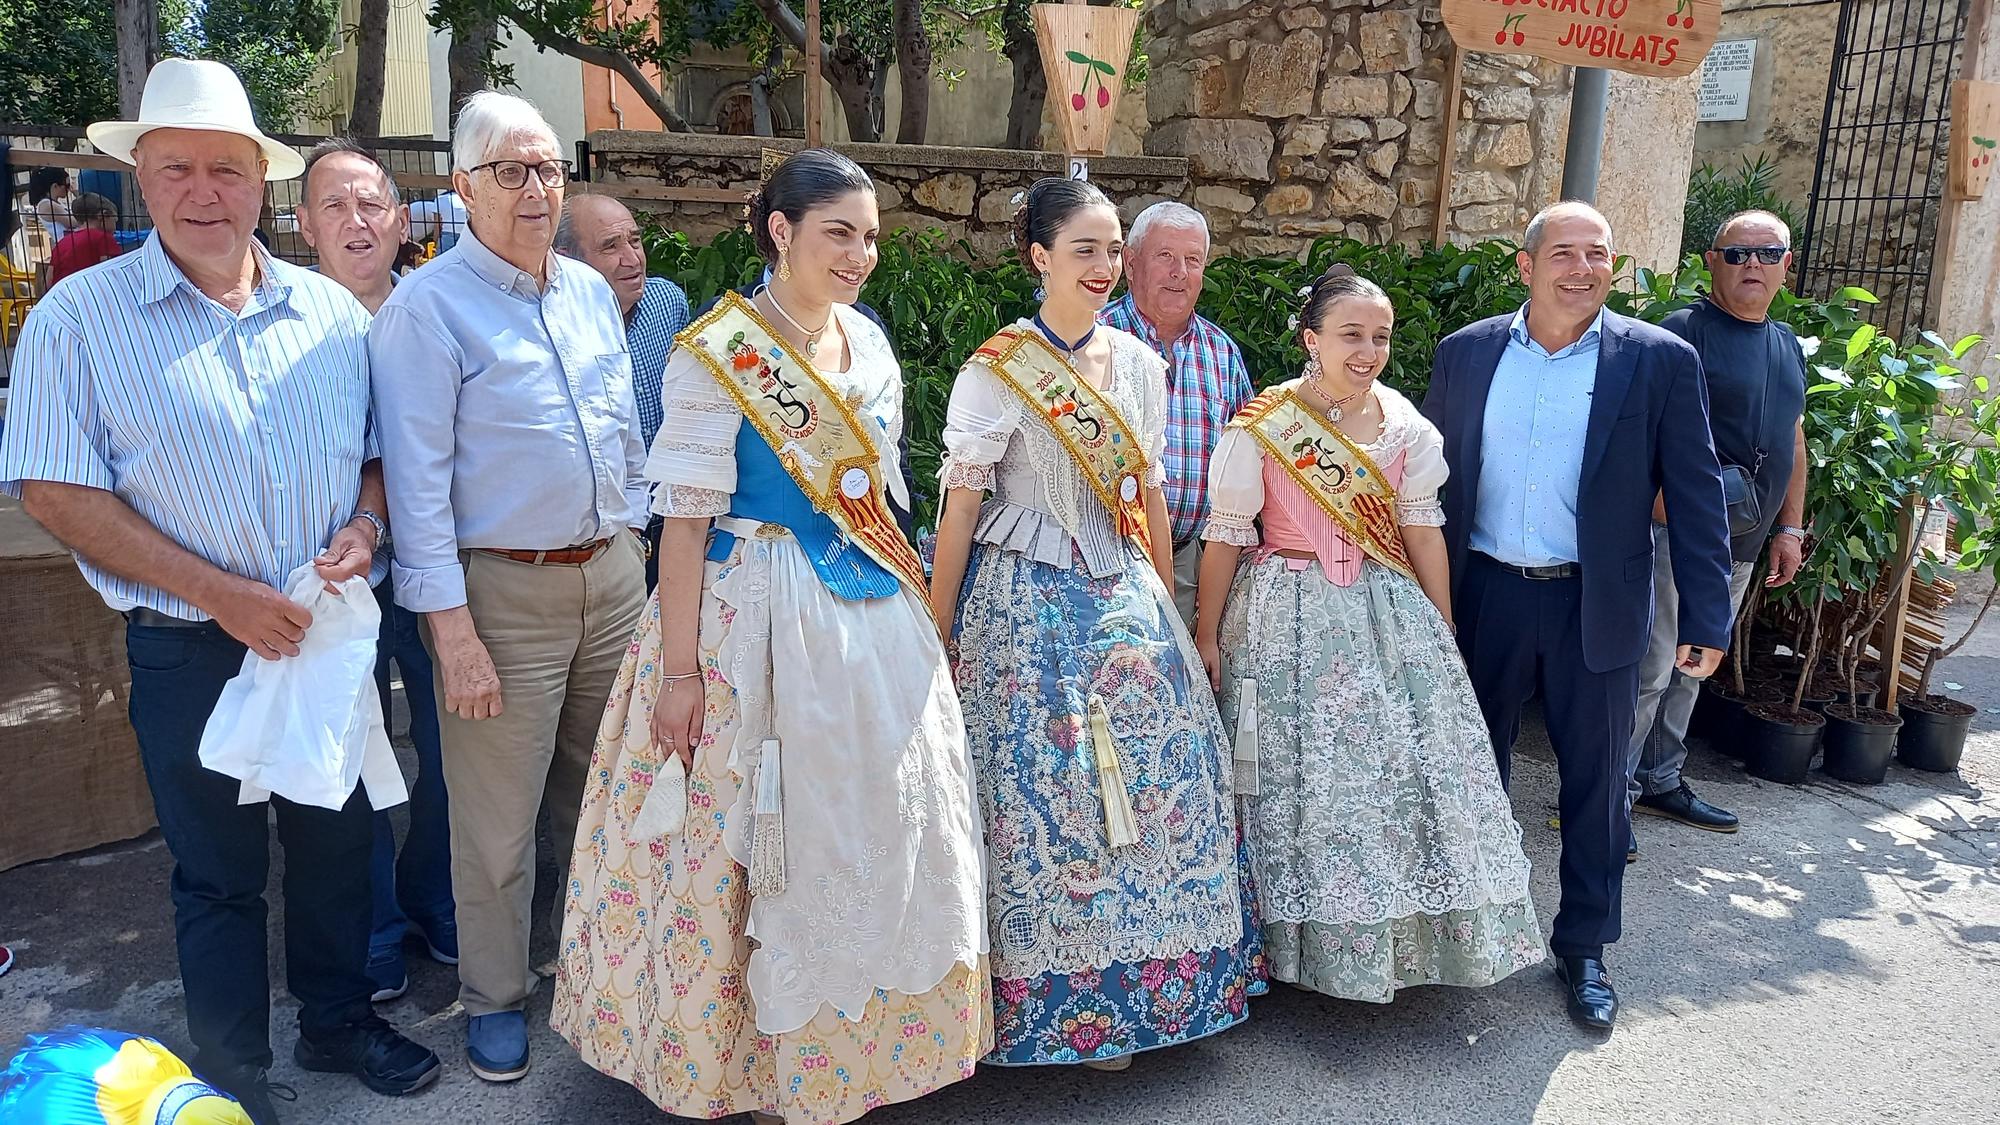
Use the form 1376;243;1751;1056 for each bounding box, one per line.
1681;155;1804;262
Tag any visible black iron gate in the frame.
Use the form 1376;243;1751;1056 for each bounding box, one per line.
1799;0;1971;337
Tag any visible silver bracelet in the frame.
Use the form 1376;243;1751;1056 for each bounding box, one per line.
660;671;702;682
1774;524;1807;540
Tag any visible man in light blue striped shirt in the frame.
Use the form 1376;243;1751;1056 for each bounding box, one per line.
367;91;647;1083
0;58;439;1122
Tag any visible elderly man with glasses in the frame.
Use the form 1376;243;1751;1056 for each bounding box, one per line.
1626;209;1810;838
369;91;647;1084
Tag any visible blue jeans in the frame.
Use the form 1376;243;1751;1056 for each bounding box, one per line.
125;620;374;1074
369;582;453;955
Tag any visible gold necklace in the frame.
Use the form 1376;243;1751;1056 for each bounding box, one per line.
765;286;831;360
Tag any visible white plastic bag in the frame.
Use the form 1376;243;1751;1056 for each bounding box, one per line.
197;562;409;811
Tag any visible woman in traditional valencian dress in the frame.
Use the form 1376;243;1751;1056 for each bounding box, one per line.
551;149;990;1124
928;177;1260;1070
1192;268;1546;1004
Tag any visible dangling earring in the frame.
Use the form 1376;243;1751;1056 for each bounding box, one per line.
777;246;793;283
1035;271;1049;302
1302;355;1322;382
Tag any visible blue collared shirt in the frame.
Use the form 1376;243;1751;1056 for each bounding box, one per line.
369;230;647;612
1470;304;1604;568
0;234;381;619
626;275;691;449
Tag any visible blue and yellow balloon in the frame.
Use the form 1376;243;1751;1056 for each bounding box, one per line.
0;1027;251;1124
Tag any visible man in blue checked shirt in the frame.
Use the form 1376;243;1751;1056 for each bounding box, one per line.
0;59;440;1123
554;193;690;591
1099;201;1254;625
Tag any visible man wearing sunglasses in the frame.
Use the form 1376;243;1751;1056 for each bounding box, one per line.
1627;209;1810;838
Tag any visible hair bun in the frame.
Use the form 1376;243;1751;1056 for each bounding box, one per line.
1317;263;1357;283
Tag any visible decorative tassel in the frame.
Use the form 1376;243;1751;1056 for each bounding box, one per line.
1233;678;1261;797
1088;695;1141;850
748;738;786;896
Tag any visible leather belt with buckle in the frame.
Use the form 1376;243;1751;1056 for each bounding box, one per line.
476;538;613;565
1481;554;1580;580
124;606;212;629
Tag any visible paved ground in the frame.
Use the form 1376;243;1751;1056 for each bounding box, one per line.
5;591;1999;1124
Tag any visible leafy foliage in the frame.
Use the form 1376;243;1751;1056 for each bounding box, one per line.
166;0;341;128
0;0;121;126
1681;155;1804;262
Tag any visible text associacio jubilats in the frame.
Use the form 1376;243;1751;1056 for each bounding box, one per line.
1488;0;1694;72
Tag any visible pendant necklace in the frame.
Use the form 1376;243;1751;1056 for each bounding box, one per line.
766;286;831;361
1312;374;1369;423
1033;312;1096;359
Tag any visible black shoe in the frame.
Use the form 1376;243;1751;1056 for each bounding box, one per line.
1554;957;1619;1030
295;1014;442;1097
211;1067;297;1125
1635;780;1740;832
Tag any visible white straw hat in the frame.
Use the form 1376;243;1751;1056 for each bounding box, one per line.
86;58;305;180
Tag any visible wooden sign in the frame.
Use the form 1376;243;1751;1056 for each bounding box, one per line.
1033;3;1140;157
1947;80;2000;200
1442;0;1722;79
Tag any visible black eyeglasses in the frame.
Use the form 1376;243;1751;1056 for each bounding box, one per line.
469;159;574;190
1713;246;1788;265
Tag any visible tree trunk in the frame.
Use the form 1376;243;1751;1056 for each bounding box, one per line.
349;0;391;137
893;0;929;144
750;0;883;142
1002;1;1044;151
447;16;498;122
115;0;158;119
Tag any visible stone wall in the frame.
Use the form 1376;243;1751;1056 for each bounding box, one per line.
1143;0;1570;255
585;131;1189;262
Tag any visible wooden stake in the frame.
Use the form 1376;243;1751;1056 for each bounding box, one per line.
1432;46;1464;246
805;0;823;148
1880;499;1920;710
1925;0;1992;327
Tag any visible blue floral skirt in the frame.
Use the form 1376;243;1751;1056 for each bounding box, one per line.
952;543;1265;1065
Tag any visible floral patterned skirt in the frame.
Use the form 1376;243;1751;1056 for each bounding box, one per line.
1216;554;1546;1004
551;546;992;1123
953;544;1263;1065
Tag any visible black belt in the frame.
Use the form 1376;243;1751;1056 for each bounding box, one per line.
1479;554;1580;581
124;606;216;629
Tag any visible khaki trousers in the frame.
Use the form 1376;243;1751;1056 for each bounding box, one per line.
1171;538;1203;629
425;532;646;1015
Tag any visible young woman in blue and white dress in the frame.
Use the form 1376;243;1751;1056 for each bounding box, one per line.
927;176;1263;1070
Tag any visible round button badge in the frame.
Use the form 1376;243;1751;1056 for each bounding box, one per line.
1119;475;1139;504
840;467;872;500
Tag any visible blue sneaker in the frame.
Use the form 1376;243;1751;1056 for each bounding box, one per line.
415;915;459;966
466;1011;529;1083
367;946;407;1003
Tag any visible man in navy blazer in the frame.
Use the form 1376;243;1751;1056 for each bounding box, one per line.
1422;202;1733;1033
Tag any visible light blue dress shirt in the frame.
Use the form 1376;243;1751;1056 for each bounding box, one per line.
369;230;647;612
0;234;381;619
1470;305;1604;568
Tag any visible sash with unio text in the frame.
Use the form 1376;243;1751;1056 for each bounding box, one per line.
1230;387;1417;582
972;326;1153;555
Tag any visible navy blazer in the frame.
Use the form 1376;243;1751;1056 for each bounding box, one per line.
1421;309;1734;672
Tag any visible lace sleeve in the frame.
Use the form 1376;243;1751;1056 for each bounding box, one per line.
1127;337;1172;488
645;349;739;495
1200;427;1264;546
1396;401;1449;529
653;483;732;518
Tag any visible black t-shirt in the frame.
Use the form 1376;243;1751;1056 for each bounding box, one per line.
1660;298;1807;562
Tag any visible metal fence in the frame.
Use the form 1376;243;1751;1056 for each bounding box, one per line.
3;125;470;271
1798;0;1972;338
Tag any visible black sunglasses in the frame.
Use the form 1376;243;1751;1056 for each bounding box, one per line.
1713;246;1788;265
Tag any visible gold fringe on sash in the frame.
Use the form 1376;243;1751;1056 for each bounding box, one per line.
1232;678;1261;797
1087;695;1141;849
749;738;787;896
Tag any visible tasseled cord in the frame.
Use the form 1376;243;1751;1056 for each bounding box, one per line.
1233;678;1260;797
748;738;787;896
1087;695;1141;849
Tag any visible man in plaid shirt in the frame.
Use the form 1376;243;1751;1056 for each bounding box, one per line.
1100;202;1255;624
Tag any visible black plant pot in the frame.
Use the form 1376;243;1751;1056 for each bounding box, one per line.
1821;704;1903;785
1801;689;1838;716
1832;688;1879;711
1896;695;1977;773
1699;681;1777;758
1744;703;1826;784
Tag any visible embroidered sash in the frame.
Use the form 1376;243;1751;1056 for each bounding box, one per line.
679;291;930;606
1230;387;1416;581
973;327;1153;554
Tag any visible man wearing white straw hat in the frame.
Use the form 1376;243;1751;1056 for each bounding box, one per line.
0;58;440;1123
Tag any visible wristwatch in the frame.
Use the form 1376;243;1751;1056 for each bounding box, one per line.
1774;524;1807;541
350;509;390;552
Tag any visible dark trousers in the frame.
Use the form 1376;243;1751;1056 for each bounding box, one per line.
643;513;664;593
369;582;453;954
126;620;376;1076
1455;554;1639;961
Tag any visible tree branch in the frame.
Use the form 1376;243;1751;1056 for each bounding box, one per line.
497;0;691;130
